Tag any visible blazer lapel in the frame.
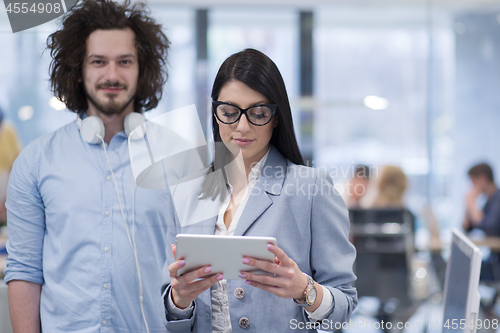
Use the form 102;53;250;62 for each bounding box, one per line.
234;146;287;236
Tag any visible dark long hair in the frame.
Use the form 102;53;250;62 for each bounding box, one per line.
46;0;169;113
200;48;304;200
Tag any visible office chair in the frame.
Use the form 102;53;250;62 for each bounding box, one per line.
349;208;416;332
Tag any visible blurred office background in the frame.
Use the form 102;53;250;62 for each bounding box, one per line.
1;0;500;260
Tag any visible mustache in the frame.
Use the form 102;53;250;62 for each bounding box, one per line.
96;81;127;89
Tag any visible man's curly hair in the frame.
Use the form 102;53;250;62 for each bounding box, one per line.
47;0;169;113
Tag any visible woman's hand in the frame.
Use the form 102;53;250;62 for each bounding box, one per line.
239;244;310;300
168;244;223;309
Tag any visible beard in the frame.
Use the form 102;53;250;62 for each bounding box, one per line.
84;81;135;115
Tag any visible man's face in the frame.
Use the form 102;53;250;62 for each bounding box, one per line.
470;175;488;193
82;28;139;115
351;177;369;200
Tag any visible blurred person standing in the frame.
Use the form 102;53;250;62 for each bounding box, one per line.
4;0;174;332
462;163;500;236
0;107;22;225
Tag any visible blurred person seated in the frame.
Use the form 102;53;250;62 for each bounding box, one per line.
462;163;500;283
0;107;22;225
371;165;407;208
369;165;415;233
345;164;373;208
351;165;416;324
462;163;500;236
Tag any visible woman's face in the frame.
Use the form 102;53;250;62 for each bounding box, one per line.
216;80;277;165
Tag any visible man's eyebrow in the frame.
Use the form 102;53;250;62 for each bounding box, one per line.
87;54;136;59
87;54;107;59
117;54;136;59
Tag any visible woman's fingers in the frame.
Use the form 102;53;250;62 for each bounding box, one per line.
241;269;307;299
266;244;293;266
171;273;223;309
242;256;281;274
241;244;309;300
171;244;177;260
241;244;294;275
170;263;224;308
244;280;282;295
173;264;216;283
240;271;290;288
167;259;186;278
242;273;303;299
173;271;223;297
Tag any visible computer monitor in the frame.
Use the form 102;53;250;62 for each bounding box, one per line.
442;229;482;333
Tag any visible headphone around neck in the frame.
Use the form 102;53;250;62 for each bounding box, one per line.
77;112;145;144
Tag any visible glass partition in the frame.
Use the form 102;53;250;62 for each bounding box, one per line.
1;0;500;237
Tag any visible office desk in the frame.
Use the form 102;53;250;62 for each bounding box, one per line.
471;237;500;252
424;236;500;252
424;236;500;291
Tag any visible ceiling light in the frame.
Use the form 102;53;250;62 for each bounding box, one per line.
18;105;34;121
363;95;388;110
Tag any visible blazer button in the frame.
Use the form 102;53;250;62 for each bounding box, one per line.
234;287;245;299
239;317;250;329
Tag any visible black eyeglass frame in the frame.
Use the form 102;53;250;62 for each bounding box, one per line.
212;101;277;126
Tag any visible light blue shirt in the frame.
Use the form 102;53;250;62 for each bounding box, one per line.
4;119;174;332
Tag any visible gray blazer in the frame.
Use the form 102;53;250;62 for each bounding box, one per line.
162;146;357;332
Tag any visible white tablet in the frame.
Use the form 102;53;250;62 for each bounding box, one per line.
175;234;277;280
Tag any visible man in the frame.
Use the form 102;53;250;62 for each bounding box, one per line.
344;164;372;208
462;163;500;236
5;0;172;332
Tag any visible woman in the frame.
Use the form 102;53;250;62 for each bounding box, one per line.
371;165;407;208
162;48;357;332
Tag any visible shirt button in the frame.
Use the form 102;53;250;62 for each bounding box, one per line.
103;283;108;289
105;211;110;216
104;247;109;252
102;320;107;325
106;175;111;181
234;287;245;299
239;317;250;329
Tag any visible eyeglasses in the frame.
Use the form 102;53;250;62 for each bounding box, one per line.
212;101;277;126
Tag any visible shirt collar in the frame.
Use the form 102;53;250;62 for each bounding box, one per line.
77;111;128;139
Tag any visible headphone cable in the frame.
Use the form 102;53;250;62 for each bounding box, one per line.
98;135;150;333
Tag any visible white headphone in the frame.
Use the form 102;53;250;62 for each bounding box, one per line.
76;111;150;333
77;112;145;144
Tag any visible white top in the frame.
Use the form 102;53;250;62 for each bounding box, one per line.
167;149;334;331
